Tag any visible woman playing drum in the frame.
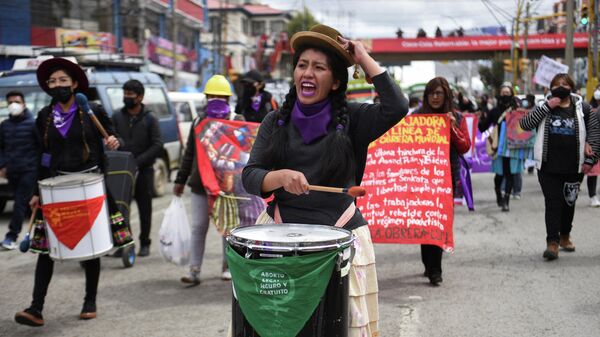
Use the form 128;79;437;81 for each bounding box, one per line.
14;57;119;326
242;24;408;337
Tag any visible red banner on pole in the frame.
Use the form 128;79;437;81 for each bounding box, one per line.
41;195;106;249
357;115;454;251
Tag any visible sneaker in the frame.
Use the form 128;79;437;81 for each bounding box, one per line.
512;194;521;200
80;301;96;320
15;308;44;327
221;269;232;281
181;269;201;285
590;196;600;208
2;238;16;250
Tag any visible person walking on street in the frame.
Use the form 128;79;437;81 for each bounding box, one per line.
235;70;277;123
478;82;533;211
174;75;236;285
520;73;600;260
412;77;471;286
112;80;163;257
585;83;600;207
14;57;120;326
0;91;41;250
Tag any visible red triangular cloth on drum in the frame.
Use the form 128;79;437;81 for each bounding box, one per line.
41;195;106;250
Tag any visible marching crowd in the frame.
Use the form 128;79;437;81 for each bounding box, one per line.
1;23;600;337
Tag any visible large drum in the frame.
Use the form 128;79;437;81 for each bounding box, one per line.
227;224;355;337
39;173;113;261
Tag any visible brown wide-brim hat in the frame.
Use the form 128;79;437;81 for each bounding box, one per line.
290;24;354;68
36;57;89;94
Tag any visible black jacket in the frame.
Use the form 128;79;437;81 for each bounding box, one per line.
0;109;41;173
112;104;163;170
235;90;276;123
36;102;116;184
174;117;206;194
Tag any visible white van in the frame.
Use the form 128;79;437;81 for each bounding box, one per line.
168;91;207;144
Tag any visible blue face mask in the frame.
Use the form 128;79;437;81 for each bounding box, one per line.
206;98;230;119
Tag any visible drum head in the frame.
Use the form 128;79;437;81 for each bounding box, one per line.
39;173;104;188
229;223;353;253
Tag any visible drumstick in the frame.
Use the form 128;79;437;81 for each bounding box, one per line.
75;93;109;138
18;208;38;253
308;185;366;197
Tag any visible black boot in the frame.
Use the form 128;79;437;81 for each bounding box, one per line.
495;187;503;207
501;194;510;212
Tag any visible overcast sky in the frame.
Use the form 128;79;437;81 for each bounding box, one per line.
260;0;558;38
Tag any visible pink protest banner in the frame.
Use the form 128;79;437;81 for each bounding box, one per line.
357;114;454;251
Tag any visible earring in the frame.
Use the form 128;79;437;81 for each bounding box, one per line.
353;64;360;79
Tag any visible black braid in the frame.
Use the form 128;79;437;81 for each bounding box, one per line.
79;110;90;162
263;85;296;169
317;88;355;187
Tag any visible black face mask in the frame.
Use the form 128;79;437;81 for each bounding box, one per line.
498;95;512;106
49;86;73;104
123;97;137;109
551;86;571;100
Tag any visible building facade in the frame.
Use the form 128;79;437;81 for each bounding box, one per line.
0;0;208;89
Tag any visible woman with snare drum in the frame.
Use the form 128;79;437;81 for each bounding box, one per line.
14;57;119;327
242;24;408;336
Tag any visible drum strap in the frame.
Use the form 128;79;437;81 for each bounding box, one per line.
274;202;356;228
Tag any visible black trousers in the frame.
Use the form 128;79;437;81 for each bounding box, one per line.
31;254;100;312
537;170;583;243
421;244;443;275
494;157;514;196
135;168;154;246
587;176;597;198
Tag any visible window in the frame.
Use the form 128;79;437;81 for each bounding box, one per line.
242;18;249;35
252;20;266;36
210;16;220;33
106;86;171;119
270;20;285;34
0;87;51;120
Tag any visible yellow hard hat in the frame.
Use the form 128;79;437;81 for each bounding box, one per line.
203;75;232;96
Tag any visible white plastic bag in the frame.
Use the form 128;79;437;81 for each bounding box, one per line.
158;197;191;266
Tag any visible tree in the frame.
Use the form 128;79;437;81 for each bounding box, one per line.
286;7;320;37
479;56;505;93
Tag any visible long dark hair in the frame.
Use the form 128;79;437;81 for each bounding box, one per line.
422;77;453;114
263;45;355;187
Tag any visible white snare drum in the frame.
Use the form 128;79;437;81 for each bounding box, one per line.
39;173;113;261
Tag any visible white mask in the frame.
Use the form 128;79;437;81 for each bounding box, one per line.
594;89;600;101
7;102;24;116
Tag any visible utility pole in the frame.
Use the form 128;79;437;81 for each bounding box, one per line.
512;0;524;86
138;0;147;64
222;0;229;76
565;0;575;76
171;0;178;90
523;1;530;94
587;0;599;98
113;0;122;53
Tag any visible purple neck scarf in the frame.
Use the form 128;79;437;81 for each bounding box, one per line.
291;98;332;144
52;102;78;138
251;94;263;112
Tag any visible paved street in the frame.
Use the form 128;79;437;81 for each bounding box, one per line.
1;172;599;337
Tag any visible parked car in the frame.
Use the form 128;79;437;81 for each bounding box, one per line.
0;59;181;210
168;91;206;144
